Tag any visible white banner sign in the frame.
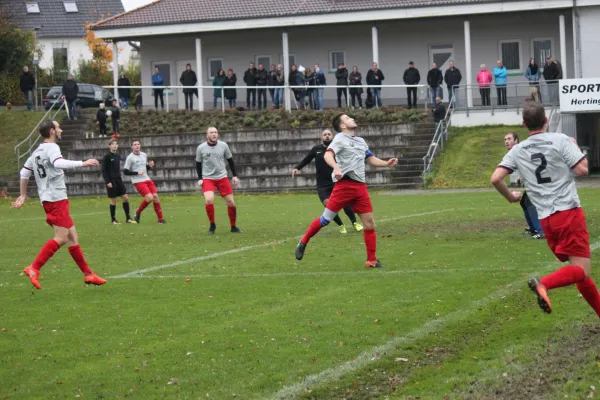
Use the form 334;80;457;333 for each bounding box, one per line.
559;78;600;113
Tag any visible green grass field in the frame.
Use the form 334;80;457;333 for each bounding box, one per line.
2;191;600;400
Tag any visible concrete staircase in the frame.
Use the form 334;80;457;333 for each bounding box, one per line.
60;122;436;196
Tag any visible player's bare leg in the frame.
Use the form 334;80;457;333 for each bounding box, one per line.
66;226;106;285
224;194;242;233
203;191;217;234
358;212;384;268
152;193;166;224
121;194;134;223
135;193;154;223
23;226;69;290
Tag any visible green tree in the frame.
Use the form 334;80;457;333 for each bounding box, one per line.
0;18;34;75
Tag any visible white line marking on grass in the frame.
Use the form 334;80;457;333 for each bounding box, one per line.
270;241;600;399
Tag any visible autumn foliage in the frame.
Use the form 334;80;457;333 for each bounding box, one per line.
83;23;112;73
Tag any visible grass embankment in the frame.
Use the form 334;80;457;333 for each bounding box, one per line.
429;125;526;189
0;110;48;176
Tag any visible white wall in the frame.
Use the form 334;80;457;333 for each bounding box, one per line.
578;5;600;78
138;9;573;109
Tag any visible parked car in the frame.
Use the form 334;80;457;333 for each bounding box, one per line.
43;84;114;111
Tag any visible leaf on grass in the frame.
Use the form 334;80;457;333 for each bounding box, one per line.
394;357;408;362
185;279;191;283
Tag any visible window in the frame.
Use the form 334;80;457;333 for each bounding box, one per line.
329;51;346;71
208;58;223;79
79;85;94;95
255;55;271;69
280;54;296;70
63;1;78;12
53;48;68;74
531;38;553;67
499;40;521;72
26;3;40;13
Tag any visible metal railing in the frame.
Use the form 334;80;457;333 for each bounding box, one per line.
422;92;456;183
14;100;66;169
547;104;561;133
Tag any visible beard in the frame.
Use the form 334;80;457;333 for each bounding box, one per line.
323;140;332;146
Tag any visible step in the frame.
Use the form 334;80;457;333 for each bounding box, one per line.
390;169;423;178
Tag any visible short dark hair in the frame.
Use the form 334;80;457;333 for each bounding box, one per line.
506;132;519;143
39;120;56;138
332;113;346;132
108;138;118;146
131;139;140;145
522;102;546;131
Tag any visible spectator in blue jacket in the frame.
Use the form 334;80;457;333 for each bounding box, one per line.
493;60;507;106
152;67;165;109
525;58;542;103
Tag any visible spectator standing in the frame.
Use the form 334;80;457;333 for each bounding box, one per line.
180;63;198;111
314;64;326;110
212;69;226;109
111;99;121;138
366;62;385;108
525;58;542;103
335;62;348;108
433;96;446;127
477;64;493;106
243;62;258;109
96;103;108;137
403;61;420;109
426;63;443;109
20;66;35;111
493;60;508;106
274;64;285;109
224;69;237;109
62;74;79;120
289;65;305;109
444;61;462;107
267;64;277;107
151;67;164;110
349;66;363;109
256;64;268;110
118;73;131;109
304;68;316;109
543;56;560;104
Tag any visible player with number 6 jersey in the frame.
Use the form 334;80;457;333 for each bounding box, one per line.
491;102;600;319
12;120;106;290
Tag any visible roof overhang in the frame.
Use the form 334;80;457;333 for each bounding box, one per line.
93;0;597;40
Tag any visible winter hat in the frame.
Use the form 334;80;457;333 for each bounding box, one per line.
228;68;233;72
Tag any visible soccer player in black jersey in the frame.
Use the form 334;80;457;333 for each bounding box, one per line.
292;129;363;234
102;139;135;224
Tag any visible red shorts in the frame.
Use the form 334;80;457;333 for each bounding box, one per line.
325;179;373;214
43;199;74;229
540;207;590;262
202;177;233;197
134;180;158;197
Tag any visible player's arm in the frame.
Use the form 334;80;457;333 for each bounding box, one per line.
195;147;203;186
123;154;138;175
565;137;588;176
227;157;239;185
293;148;316;176
573;157;588;176
366;150;398;168
101;154;111;184
491;167;521;203
12;163;33;208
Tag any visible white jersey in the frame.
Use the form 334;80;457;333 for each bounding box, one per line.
499;132;585;219
124;152;151;184
23;142;68;203
195;141;232;180
327;132;373;183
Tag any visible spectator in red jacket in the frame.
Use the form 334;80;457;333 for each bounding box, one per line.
476;64;493;106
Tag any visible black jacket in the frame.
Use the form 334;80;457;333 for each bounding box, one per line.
433;102;446;123
224;75;237;99
96;108;108;122
117;77;131;98
111;106;120;120
366;69;385;86
543;62;560;81
62;79;79;101
20;71;35;92
255;69;268;86
267;70;278;86
295;144;333;187
335;68;348;85
102;152;122;184
444;67;462;87
243;68;258;86
349;72;363;94
427;69;443;88
403;67;420;85
180;70;198;93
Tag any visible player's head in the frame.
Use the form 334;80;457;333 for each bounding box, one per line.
321;129;333;146
108;138;118;152
504;132;519;150
332;113;357;133
206;126;219;144
522;102;547;132
39;120;62;141
131;140;141;153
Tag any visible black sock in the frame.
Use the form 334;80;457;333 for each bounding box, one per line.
333;215;343;226
123;202;131;219
110;204;116;220
343;206;356;223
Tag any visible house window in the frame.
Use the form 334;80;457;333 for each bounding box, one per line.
499;40;521;72
63;1;78;12
255;55;271;69
53;48;69;74
26;3;40;13
208;58;223;79
329;51;345;71
531;38;553;67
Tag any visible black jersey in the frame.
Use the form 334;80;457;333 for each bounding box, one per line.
295;144;334;187
101;152;122;183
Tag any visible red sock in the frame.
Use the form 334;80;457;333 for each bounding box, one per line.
301;218;323;245
68;244;92;275
205;204;215;224
540;265;586;290
228;206;237;227
137;200;149;215
576;277;600;318
31;239;61;271
153;202;164;221
363;229;377;262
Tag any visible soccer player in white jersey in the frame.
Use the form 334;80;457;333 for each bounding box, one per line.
123;140;165;224
196;126;242;234
491;102;600;317
11;120;106;289
295;113;398;268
